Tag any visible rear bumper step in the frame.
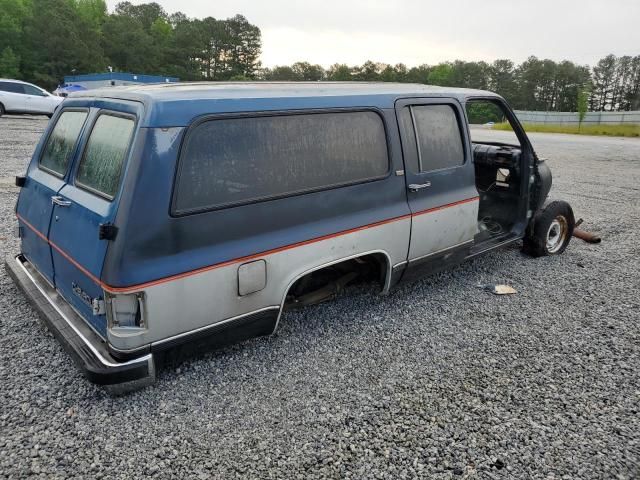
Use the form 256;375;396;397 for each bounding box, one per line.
5;254;155;389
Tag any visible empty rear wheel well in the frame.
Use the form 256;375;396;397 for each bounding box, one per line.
282;252;390;310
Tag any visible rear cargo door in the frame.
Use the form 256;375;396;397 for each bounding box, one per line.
16;109;90;285
47;105;138;336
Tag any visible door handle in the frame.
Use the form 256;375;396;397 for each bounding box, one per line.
51;195;72;207
408;182;431;192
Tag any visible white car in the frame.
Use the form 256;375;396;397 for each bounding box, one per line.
0;79;64;118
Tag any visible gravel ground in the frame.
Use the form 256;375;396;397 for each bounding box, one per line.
0;116;639;479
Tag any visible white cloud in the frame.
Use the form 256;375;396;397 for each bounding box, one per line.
261;27;492;67
106;0;640;66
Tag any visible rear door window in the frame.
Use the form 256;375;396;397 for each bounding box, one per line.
23;84;45;96
173;111;389;214
76;114;135;199
411;105;465;172
39;110;88;176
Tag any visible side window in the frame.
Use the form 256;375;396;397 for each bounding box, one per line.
23;84;45;96
410;105;465;172
76;114;135;199
173;111;389;214
465;100;522;146
0;82;25;94
39;110;88;176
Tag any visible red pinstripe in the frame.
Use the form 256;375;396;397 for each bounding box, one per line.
17;196;479;294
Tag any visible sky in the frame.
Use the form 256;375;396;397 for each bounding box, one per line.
106;0;640;68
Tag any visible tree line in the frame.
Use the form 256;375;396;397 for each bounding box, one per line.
1;0;638;112
0;0;261;87
263;56;640;112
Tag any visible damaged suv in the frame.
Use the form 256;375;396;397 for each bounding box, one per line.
6;83;574;391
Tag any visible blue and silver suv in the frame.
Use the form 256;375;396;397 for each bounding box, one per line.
6;83;574;391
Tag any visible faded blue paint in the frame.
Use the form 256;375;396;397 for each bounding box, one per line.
17;99;145;336
68;82;501;128
16;82;502;332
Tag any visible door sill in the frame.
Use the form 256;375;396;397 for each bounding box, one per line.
468;232;520;257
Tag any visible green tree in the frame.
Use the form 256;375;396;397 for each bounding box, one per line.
198;17;226;80
102;13;156;73
263;65;302;81
624;56;640;110
393;63;408;82
0;0;33;79
22;0;105;88
466;102;503;124
114;1;167;31
489;59;516;102
76;0;108;30
326;63;352;81
0;0;32;50
553;61;590;111
379;64;397;82
104;1;170;75
614;55;640;111
449;60;490;90
405;64;431;84
427;63;452;86
354;61;383;81
291;62;324;81
224;14;261;79
170;15;207;80
577;88;589;131
0;47;21;78
515;56;547;110
591;54;617;111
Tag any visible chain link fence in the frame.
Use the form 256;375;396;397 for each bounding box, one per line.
514;110;640;125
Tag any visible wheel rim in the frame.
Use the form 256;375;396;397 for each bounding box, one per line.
546;216;569;253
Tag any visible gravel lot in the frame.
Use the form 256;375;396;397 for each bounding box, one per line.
1;116;639;479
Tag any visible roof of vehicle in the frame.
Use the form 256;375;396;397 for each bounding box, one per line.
71;81;501;102
66;82;503;127
0;78;36;85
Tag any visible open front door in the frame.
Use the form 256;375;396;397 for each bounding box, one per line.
396;98;479;281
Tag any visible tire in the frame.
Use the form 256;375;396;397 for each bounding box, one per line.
0;103;5;117
523;200;575;257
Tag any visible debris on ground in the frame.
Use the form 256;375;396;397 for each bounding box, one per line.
573;218;602;244
482;284;518;295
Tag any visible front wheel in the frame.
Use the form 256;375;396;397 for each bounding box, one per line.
0;103;5;117
523;200;575;257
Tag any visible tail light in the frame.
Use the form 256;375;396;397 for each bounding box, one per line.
106;292;146;329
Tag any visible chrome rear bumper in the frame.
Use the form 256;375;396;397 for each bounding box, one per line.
5;254;155;391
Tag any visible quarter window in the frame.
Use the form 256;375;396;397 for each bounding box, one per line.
173;111;389;214
76;114;135;199
39;110;88;176
410;105;465;172
0;81;25;94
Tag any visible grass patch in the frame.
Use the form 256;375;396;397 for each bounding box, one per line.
493;122;640;137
